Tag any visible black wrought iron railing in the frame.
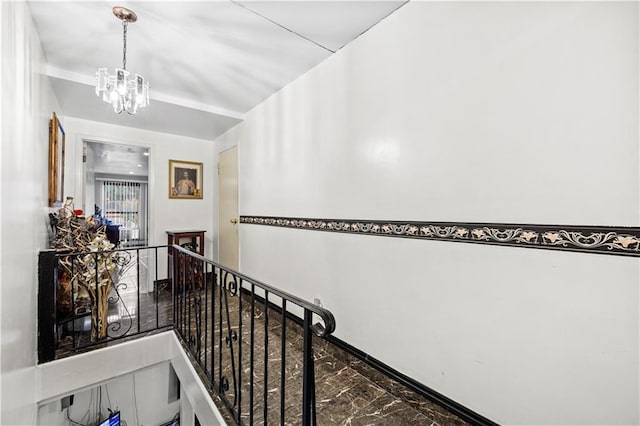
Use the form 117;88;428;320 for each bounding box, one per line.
38;245;174;362
38;244;336;425
170;244;336;425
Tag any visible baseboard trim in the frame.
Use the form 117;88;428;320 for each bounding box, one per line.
324;334;498;426
241;288;498;426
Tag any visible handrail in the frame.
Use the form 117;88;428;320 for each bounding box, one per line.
171;244;337;425
40;243;337;425
171;244;336;337
39;245;174;362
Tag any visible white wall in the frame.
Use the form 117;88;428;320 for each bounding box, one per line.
0;2;62;424
215;2;639;424
62;117;218;262
37;362;180;426
37;332;225;426
84;142;96;218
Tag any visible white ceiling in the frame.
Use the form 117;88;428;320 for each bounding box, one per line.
87;141;149;177
28;1;407;141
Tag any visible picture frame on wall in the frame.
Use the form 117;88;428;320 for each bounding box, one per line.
169;159;203;199
48;112;65;207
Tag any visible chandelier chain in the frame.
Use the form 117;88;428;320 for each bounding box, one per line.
122;20;128;70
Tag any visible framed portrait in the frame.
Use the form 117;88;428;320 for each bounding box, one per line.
169;159;203;199
48;112;65;207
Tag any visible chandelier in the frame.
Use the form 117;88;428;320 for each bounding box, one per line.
96;6;149;114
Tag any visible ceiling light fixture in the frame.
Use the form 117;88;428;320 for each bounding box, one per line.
96;6;149;114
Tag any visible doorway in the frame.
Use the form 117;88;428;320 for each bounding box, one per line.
84;141;149;247
218;146;239;270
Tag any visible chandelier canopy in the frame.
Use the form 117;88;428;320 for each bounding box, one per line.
95;6;149;114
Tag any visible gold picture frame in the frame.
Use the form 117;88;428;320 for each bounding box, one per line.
169;159;203;199
48;112;65;207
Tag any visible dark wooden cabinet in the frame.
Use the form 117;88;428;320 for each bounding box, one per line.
166;230;206;255
166;230;206;291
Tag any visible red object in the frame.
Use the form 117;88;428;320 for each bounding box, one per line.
73;209;84;215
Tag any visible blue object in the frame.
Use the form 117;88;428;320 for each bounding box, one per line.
105;224;120;246
99;411;120;426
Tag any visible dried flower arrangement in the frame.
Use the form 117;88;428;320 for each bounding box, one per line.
50;198;128;340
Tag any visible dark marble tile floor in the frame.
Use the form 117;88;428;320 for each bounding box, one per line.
174;289;469;426
54;272;469;426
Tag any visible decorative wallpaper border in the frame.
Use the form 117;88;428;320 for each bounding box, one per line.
240;216;640;257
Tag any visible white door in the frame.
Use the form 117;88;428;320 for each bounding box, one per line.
218;146;239;270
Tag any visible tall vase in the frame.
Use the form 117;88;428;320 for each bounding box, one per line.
90;283;110;340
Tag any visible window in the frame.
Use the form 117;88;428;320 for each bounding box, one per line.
99;179;148;247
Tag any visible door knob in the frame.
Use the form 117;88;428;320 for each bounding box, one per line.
230;218;238;224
